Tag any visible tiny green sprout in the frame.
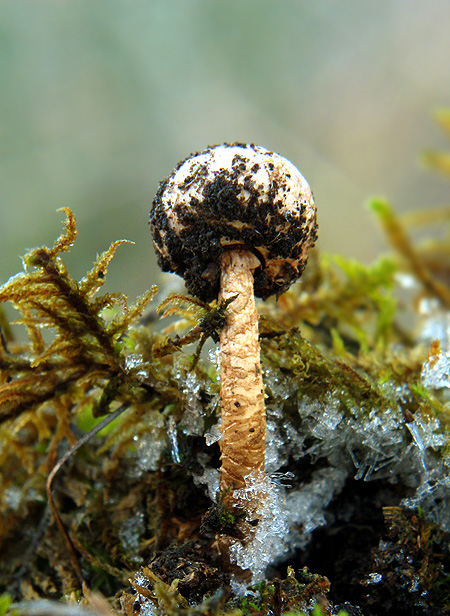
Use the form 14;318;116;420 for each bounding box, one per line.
201;488;245;538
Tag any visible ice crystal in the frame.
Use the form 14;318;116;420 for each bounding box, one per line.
406;414;446;453
193;467;220;501
270;471;295;488
422;349;450;390
285;467;348;539
296;394;407;481
119;510;145;563
418;298;450;351
262;365;293;401
124;353;148;381
227;472;289;582
174;361;205;436
207;346;220;370
265;406;304;474
3;486;22;511
237;361;450;574
403;472;450;533
131;411;167;476
167;415;181;464
204;422;221;446
366;573;383;585
132;571;157;616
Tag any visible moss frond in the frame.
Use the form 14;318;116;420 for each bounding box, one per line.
0;210;158;427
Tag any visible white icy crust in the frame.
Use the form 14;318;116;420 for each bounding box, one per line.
227;471;290;583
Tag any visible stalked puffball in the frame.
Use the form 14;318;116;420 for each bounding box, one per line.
150;142;318;515
150;143;317;302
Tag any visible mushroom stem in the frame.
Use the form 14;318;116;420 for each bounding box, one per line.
218;248;266;493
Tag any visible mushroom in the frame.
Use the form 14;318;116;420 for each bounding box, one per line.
150;143;317;498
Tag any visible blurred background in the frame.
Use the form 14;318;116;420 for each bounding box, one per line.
1;0;449;300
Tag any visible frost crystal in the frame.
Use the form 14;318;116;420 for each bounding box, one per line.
204;422;222;446
265;406;304;474
189;323;450;582
421;349;450;389
124;353;148;380
173;361;205;436
286;467;348;540
237;358;450;573
130;411;167;476
406;414;446;452
208;346;220;370
167;415;181;463
367;573;383;584
227;472;289;582
193;467;220;501
418;297;450;351
132;571;158;616
119;511;145;563
263;365;293;401
402;470;450;533
3;486;22;511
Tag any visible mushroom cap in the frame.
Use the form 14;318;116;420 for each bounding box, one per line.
150;143;318;302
